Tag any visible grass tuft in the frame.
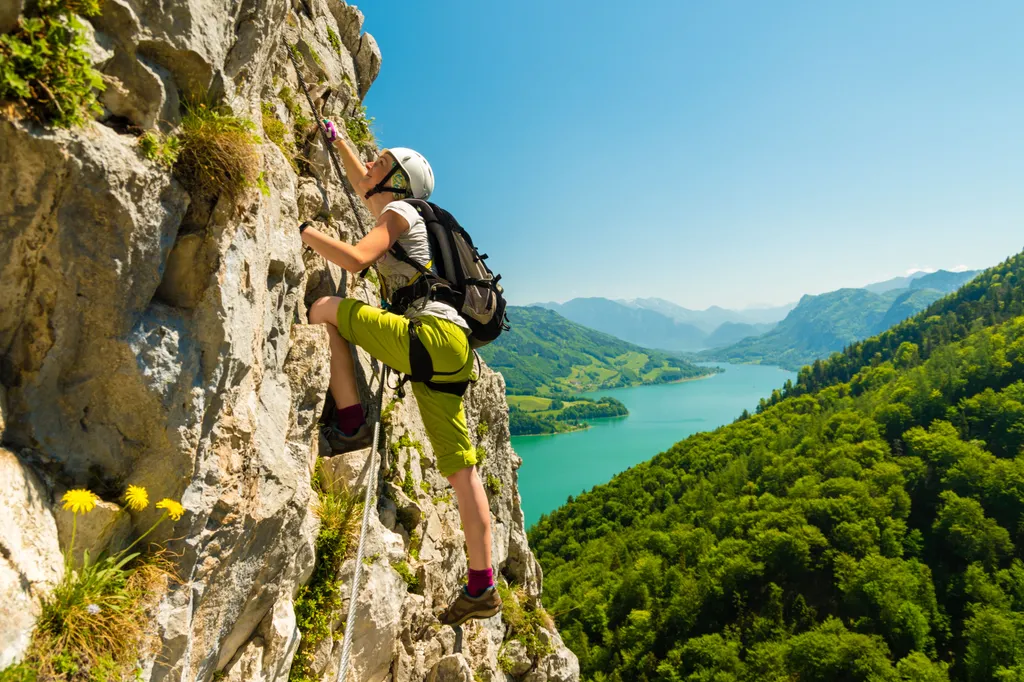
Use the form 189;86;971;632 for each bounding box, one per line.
497;581;554;659
174;100;261;203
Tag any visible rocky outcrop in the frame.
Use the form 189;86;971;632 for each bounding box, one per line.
0;0;577;680
0;448;62;669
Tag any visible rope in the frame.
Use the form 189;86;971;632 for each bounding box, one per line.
283;36;368;237
283;28;391;680
336;366;388;682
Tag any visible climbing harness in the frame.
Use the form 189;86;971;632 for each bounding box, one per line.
336;366;387;682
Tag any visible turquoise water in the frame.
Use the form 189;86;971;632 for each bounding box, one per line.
512;363;797;528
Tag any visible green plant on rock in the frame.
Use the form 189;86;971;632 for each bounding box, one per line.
392;559;418;591
486;474;502;495
327;26;341;53
137;131;181;168
256;171;270;197
290;465;361;682
476;420;489;438
409;528;421;560
260;100;298;172
390;434;425;484
475;443;488;467
308;45;324;69
402;466;417;499
0;0;105;127
344;101;374;147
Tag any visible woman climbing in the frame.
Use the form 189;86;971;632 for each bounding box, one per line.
301;120;501;626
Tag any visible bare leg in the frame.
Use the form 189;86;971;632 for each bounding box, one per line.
447;466;492;571
309;296;360;409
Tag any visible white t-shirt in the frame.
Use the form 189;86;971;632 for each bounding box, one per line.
378;201;470;331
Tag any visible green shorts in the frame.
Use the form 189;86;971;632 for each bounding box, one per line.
335;299;476;477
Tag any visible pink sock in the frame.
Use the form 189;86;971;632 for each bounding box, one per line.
467;568;493;597
336;404;365;435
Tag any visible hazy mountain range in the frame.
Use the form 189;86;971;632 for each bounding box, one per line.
532;269;981;363
533;298;792;352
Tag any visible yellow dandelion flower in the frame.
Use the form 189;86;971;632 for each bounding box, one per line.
124;485;149;512
62;489;99;515
156;498;185;521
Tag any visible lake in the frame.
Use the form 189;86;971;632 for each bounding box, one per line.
512;362;797;528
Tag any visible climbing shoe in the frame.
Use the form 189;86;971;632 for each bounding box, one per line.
322;422;374;455
437;586;502;627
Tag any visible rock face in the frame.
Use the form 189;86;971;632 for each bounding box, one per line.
0;1;578;681
0;448;62;669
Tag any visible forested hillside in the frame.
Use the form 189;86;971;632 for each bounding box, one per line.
769;251;1024;408
479;306;715;395
529;251;1024;681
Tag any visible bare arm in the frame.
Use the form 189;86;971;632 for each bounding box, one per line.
331;134;373;200
301;210;408;273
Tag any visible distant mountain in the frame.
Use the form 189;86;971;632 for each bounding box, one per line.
706;269;981;370
479;306;717;395
704;321;776;349
624;297;794;332
862;271;928;293
911;269;980;292
536;297;788;351
538;298;708;351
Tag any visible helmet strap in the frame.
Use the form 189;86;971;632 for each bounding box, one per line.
364;163;412;200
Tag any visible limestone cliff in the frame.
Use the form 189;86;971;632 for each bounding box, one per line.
0;1;579;680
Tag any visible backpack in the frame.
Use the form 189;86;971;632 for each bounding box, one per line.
388;199;510;349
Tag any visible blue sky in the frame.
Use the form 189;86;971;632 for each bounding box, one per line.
362;1;1023;310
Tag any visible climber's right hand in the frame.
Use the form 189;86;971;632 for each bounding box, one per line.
322;119;339;142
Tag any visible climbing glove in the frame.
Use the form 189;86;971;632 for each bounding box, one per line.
322;119;339;142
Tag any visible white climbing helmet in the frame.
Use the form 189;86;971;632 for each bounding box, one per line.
387;147;435;200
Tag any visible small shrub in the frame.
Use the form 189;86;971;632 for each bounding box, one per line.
476;443;488;467
175;100;261;202
137;131;181;168
476;420;489;438
486;474;502;495
0;0;105;127
256;171;270;197
419;480;430;494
